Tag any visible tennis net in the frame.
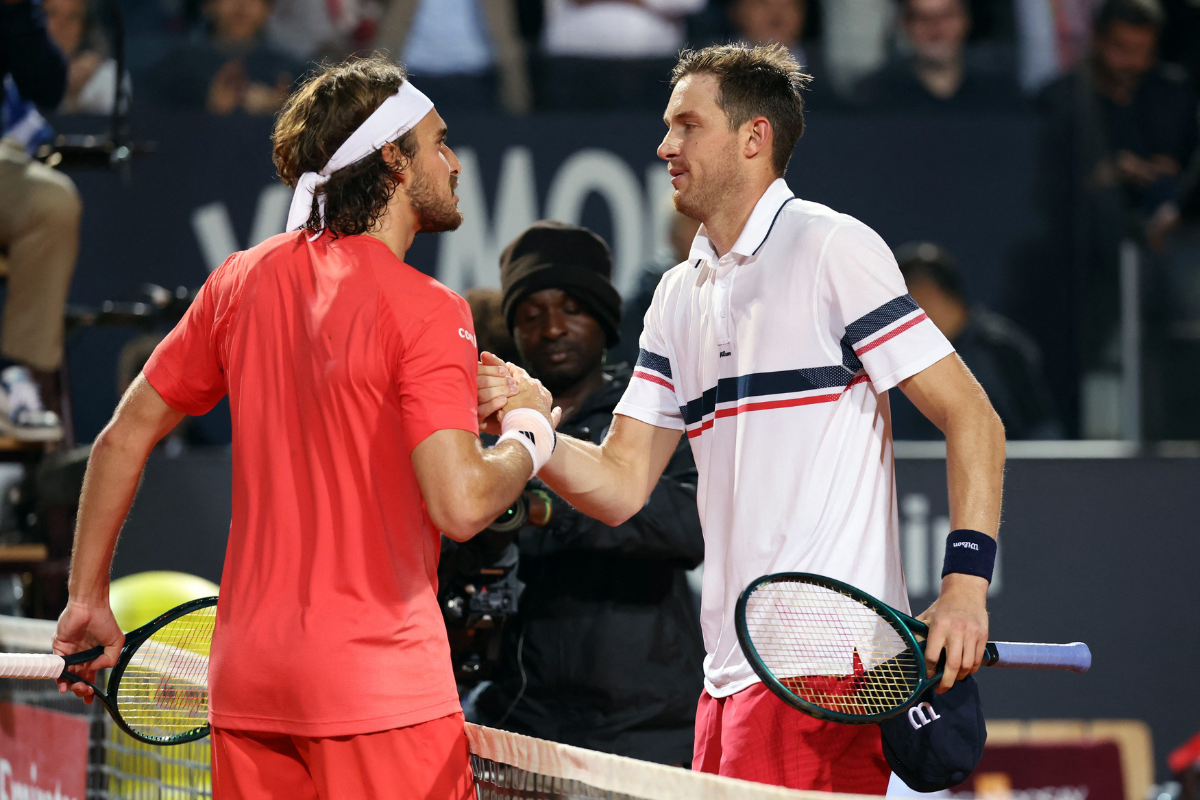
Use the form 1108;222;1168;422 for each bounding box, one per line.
1;614;870;800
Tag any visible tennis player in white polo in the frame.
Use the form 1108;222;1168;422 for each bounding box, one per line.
480;42;1005;793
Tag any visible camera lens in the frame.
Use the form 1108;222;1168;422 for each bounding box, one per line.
487;494;529;533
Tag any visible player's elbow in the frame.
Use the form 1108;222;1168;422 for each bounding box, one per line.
594;491;649;527
425;480;497;543
427;496;490;543
948;391;1006;448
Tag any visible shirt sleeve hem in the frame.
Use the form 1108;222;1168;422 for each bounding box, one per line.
870;344;956;393
613;403;686;431
143;357;212;417
406;419;481;456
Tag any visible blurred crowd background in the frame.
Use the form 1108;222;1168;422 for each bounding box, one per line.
4;1;1200;789
4;0;1200;445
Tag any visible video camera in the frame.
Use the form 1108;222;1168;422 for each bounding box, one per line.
438;489;547;684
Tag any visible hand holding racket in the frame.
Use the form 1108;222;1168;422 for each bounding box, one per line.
736;573;1090;725
53;598;126;701
0;596;216;744
916;573;990;692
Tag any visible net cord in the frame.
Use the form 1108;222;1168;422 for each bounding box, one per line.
465;723;879;800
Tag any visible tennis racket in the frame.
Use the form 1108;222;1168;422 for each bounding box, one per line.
0;596;215;745
735;573;1090;725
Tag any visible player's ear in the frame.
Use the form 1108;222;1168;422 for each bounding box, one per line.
380;142;408;182
744;117;772;161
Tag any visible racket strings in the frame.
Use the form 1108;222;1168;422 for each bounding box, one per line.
745;582;920;716
116;607;215;741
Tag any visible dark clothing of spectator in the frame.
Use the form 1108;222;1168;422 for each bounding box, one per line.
890;308;1062;440
794;44;840;111
1;0;67;109
141;36;303;108
1161;0;1200;94
468;364;705;765
612;264;669;368
853;57;1025;112
1040;63;1198;213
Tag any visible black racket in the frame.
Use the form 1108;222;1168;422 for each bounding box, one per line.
0;596;216;744
736;573;1090;724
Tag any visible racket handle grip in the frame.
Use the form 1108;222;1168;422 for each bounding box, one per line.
0;653;66;679
986;641;1092;673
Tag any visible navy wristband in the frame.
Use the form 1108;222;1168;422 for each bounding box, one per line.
941;529;997;583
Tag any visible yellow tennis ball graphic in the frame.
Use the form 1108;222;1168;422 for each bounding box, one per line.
105;572;216;798
110;571;219;630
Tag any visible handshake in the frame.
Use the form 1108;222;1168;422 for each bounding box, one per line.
475;351;561;435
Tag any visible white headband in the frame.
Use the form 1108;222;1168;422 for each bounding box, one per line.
286;81;435;234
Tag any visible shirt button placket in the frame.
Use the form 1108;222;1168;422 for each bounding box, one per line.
716;263;733;345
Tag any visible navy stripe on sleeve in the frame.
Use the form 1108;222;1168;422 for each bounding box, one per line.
842;295;920;346
635;349;672;379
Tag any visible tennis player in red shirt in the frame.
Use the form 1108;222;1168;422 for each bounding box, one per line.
50;56;560;799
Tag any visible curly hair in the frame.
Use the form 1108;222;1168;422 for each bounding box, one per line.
272;55;420;236
672;43;811;178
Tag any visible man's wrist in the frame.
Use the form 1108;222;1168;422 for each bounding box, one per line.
939;572;988;598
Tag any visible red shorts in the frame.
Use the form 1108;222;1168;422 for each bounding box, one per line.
211;712;475;800
693;683;890;795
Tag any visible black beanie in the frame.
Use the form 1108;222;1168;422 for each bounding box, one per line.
499;221;622;348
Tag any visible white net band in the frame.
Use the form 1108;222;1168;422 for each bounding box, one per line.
466;723;879;800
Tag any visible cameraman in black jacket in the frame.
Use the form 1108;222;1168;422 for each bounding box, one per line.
465;221;705;766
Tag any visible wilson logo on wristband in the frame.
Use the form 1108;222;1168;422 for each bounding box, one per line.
941;530;997;583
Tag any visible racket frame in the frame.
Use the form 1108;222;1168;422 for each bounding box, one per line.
61;595;217;745
735;573;941;725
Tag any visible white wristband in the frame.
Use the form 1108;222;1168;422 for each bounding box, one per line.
496;408;556;476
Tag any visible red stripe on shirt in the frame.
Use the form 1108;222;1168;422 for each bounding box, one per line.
687;375;870;438
633;370;674;392
853;313;928;356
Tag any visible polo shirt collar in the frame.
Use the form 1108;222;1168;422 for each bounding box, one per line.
688;178;796;266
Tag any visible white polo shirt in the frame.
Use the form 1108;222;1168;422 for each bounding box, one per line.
613;178;955;697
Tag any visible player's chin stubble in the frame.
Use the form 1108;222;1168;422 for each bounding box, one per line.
673;142;742;222
409;167;463;234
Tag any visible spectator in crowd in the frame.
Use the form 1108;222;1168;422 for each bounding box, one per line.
1015;0;1099;93
263;0;366;61
464;221;705;766
0;0;76;441
43;0;130;114
612;203;699;367
142;0;305;114
890;242;1063;440
727;0;835;108
535;0;706;109
371;0;531;113
1042;0;1197;251
854;0;1024;111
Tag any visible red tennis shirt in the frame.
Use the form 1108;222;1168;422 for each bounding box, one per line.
144;230;479;736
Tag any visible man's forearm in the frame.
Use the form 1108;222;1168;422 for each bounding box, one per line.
68;429;159;604
538;435;648;528
943;402;1005;538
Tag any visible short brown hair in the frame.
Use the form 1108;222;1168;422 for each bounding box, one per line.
671;43;810;177
273;55;419;236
